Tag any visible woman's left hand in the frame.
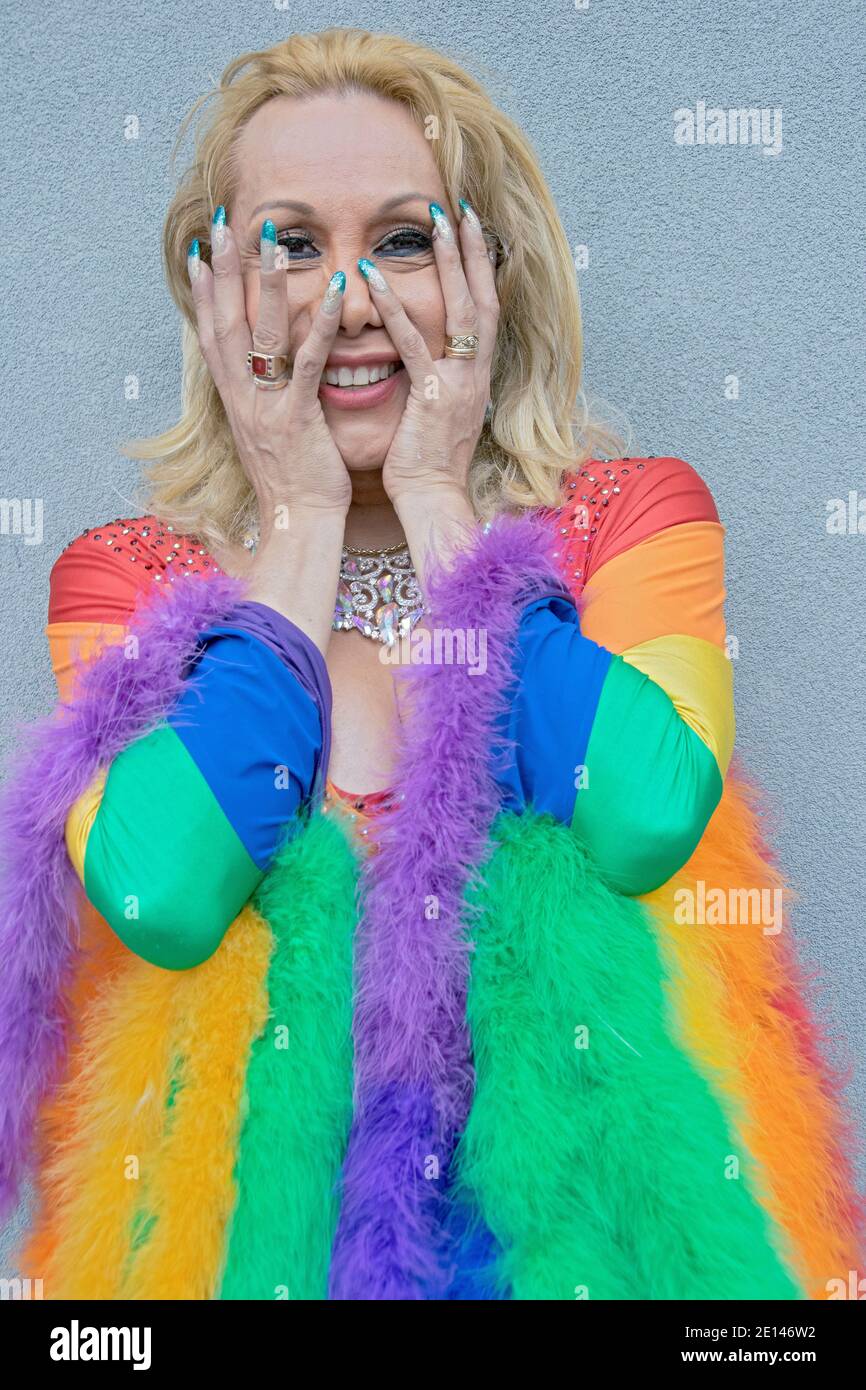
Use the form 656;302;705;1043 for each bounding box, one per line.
361;200;500;510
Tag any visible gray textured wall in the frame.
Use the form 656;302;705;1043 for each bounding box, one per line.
1;0;863;1275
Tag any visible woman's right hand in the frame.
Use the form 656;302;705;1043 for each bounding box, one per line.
187;212;352;531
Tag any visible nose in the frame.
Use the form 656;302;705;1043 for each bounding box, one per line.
326;257;383;334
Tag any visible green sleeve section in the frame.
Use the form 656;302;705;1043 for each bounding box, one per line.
83;723;263;970
571;655;723;896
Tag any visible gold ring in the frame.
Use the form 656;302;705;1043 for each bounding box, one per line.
444;333;479;360
247;350;290;380
252;374;290;391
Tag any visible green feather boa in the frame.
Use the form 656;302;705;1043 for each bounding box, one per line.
457;812;800;1299
218;808;802;1300
220;813;358;1299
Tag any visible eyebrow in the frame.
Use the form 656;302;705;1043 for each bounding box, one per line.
246;191;433;232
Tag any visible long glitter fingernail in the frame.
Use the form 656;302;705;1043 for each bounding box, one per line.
458;197;481;230
323;270;346;313
212;205;227;255
429;202;454;242
357;257;388;292
260;218;277;273
187;238;201;282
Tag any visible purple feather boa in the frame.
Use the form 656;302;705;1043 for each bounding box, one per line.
0;571;245;1218
328;511;566;1300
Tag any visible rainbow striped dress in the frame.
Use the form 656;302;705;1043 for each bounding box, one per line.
0;456;860;1299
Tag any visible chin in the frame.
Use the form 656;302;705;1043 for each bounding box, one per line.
320;367;408;473
328;418;399;473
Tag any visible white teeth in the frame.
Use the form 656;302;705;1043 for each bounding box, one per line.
321;362;398;387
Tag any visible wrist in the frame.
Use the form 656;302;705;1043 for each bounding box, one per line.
392;485;479;591
246;508;345;656
392;482;474;528
254;496;350;545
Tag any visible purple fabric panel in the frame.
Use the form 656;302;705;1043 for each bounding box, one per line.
196;599;333;799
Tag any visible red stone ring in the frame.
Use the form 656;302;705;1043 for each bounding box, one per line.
247;350;291;388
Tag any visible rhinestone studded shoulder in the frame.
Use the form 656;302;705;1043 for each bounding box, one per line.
543;456;656;601
59;515;220;582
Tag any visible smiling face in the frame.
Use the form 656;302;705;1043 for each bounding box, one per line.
230;89;452;471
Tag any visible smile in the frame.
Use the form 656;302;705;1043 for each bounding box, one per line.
318;360;405;411
320;361;401;387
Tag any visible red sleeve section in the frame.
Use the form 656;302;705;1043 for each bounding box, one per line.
546;456;721;597
48;516;218;624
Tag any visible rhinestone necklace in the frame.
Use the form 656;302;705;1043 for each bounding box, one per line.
241;527;425;647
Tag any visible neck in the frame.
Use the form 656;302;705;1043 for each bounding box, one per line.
344;468;405;552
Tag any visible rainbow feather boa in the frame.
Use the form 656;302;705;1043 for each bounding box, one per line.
0;514;861;1298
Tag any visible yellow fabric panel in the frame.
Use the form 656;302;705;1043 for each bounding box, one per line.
580;521;728;653
621;634;735;775
64;768;107;885
45;621;129;703
46;623;125;885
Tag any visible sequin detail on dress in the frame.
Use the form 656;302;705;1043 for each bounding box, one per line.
543;458;653;596
58;515;221;582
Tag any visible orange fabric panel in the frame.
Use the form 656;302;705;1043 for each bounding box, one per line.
580;521;728;654
578;455;720;583
45;621;129;702
643;775;864;1296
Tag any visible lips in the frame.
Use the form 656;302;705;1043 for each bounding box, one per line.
321;361;401;388
318;359;406;410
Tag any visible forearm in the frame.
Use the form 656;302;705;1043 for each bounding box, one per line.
494;596;725;897
245;503;348;655
67;606;331;969
571;658;724;895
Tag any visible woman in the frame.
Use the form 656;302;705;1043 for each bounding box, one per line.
0;28;860;1300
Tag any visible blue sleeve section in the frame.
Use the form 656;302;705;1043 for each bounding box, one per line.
491;594;613;823
168;604;330;870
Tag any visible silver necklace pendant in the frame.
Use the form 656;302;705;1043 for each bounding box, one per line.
239;527;424;647
333;544;424;646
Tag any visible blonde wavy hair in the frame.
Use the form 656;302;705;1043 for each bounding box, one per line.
126;27;625;549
